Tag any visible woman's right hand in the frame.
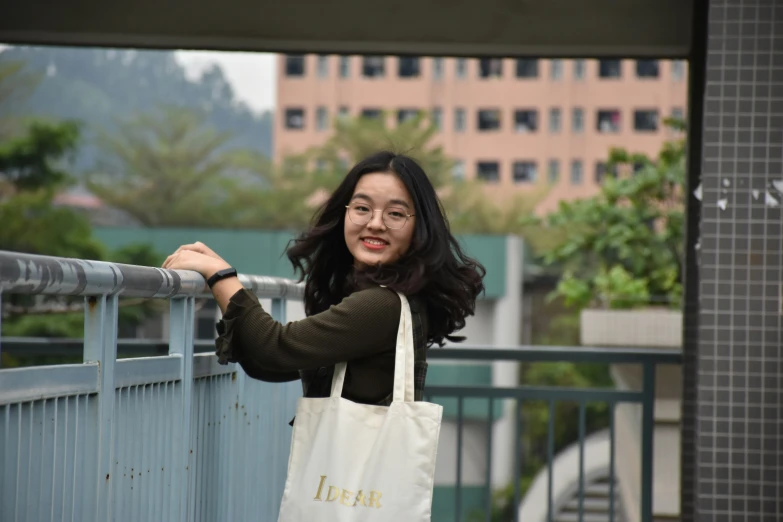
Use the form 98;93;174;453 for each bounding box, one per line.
174;241;224;261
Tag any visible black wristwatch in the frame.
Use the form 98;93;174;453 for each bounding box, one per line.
206;267;238;289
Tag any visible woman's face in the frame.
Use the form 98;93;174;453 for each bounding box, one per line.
344;172;416;268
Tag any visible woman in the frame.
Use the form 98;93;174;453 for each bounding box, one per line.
163;151;485;408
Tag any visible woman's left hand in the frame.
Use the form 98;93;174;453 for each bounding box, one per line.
162;246;231;279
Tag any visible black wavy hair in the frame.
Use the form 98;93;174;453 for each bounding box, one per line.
287;151;485;346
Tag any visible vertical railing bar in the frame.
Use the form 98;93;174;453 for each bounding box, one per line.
115;388;124;521
456;396;464;522
547;399;555;522
132;386;141;522
15;403;21;522
152;383;163;522
609;402;616;522
26;401;33;521
512;400;521;522
39;399;47;522
70;396;79;522
169;297;196;522
1;405;6;517
640;363;656;522
50;399;58;522
84;294;119;521
0;292;3;367
578;401;586;522
485;398;493;522
271;298;286;325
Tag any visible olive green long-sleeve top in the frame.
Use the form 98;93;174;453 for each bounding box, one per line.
215;285;429;405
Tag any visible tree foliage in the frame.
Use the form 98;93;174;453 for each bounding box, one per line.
535;120;686;309
86;106;254;227
0;64;162;343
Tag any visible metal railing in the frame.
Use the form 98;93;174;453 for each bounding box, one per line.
425;347;682;522
0;251;303;522
1;250;683;522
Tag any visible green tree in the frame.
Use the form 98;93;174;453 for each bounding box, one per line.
0;63;162;347
255;111;550;233
86;106;254;227
536;120;686;310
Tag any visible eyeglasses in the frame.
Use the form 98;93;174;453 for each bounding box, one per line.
345;203;415;230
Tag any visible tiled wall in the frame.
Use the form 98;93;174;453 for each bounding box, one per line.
694;1;783;521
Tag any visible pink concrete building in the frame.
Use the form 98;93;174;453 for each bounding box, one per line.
275;55;688;213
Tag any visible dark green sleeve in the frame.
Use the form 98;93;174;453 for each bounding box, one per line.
215;286;401;375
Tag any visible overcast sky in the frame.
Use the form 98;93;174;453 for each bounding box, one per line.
175;50;277;113
0;45;277;114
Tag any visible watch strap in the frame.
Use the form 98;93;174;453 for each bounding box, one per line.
207;267;238;288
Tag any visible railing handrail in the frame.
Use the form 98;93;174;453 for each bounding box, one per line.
1;337;683;365
432;346;682;364
0;250;303;299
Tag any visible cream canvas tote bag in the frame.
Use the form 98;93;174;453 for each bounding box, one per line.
277;293;443;522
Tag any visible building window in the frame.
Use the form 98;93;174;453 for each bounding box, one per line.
316;106;328;131
338;106;350;119
397;108;419;124
595;162;618;184
477;161;500;183
550;59;563;80
456;58;468;79
478;109;502;131
597;110;621;133
636;60;659;78
514;110;538;133
634;109;659;132
285;55;306;77
339;56;351;78
570;160;583;185
454;108;466;132
284;108;305;130
572;108;584;133
513;161;537;183
398;57;421;78
598;59;622;78
362;56;385;78
548;159;560;184
432;107;443;130
549;108;561;133
479;58;503;79
432;58;444;80
515;59;538;78
361;108;382;120
317;55;329;78
573;59;586;80
452;160;465;180
672;60;685;81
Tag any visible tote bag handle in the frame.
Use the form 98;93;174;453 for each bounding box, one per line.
330;292;415;403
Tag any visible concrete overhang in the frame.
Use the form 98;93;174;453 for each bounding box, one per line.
0;0;694;58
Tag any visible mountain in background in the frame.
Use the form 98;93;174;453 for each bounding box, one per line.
0;46;273;170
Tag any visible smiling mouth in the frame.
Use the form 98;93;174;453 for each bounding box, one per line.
361;238;388;250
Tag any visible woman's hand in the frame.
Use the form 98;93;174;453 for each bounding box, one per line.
162;242;231;279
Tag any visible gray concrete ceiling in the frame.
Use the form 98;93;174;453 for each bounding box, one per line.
0;0;694;58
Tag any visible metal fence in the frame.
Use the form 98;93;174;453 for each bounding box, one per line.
425;347;681;522
0;250;682;522
0;251;303;522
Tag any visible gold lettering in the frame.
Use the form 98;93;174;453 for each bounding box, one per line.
314;475;327;501
340;489;356;507
354;490;368;507
368;490;382;508
326;486;341;502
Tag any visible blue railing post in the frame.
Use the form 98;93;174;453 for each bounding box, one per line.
84;294;119;522
169;297;196;522
640;362;656;522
